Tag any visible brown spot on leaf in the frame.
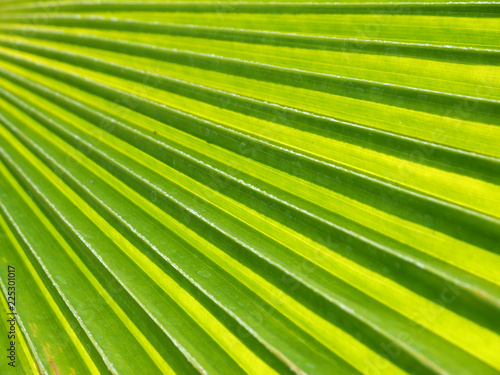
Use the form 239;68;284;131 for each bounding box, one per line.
49;358;61;375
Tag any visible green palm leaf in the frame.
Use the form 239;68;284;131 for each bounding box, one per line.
0;0;499;374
